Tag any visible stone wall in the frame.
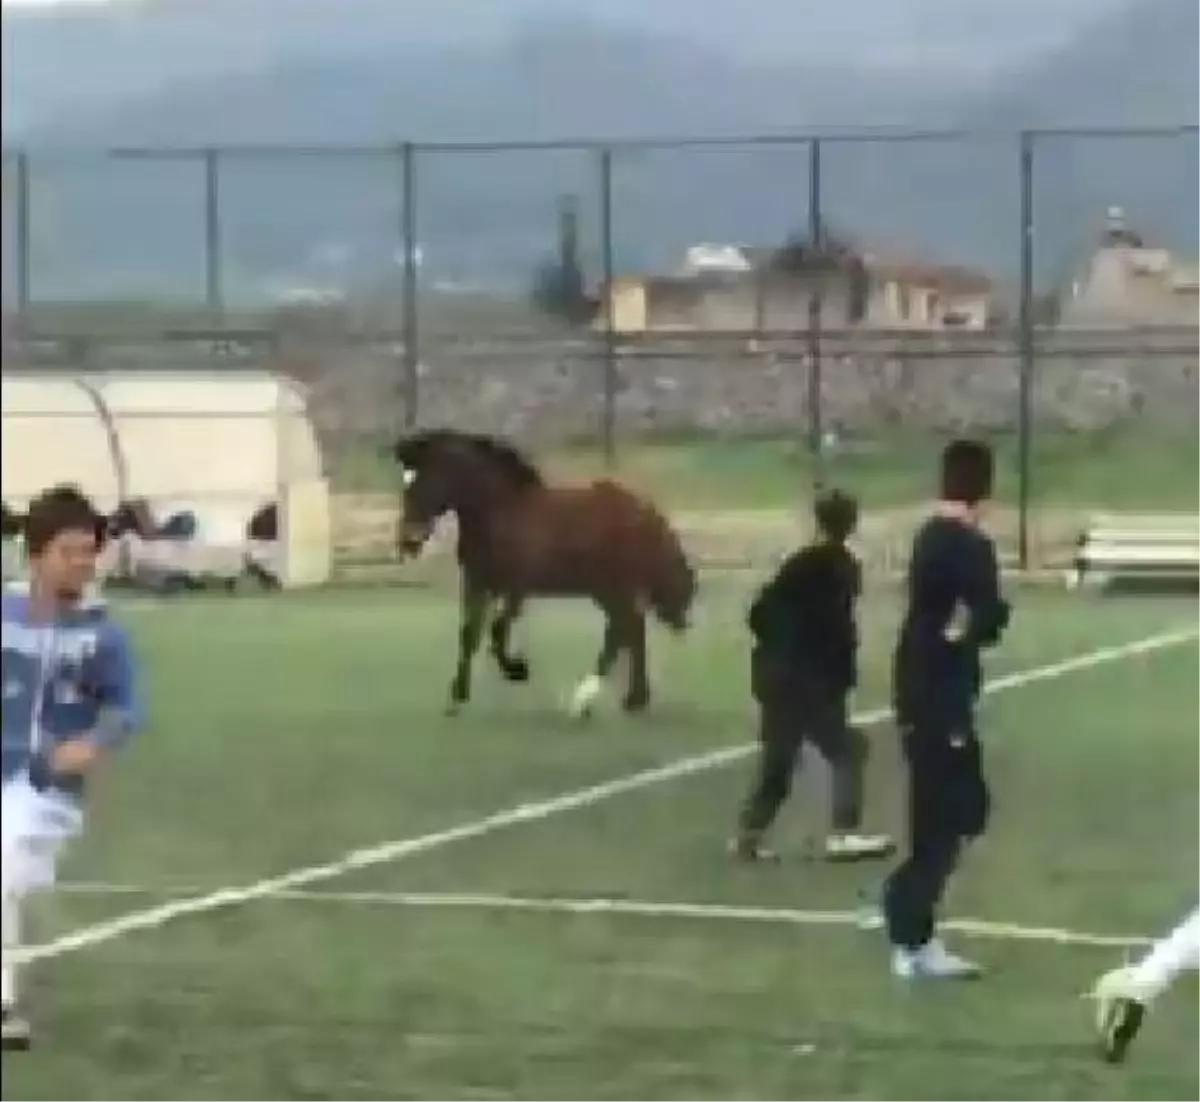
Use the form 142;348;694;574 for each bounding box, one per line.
8;323;1197;450
291;327;1199;446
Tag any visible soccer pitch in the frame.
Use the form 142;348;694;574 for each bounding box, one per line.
4;581;1197;1101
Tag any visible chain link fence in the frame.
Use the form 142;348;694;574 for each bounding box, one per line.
3;126;1197;576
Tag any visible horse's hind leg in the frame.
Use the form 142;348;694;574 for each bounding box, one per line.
448;584;489;715
568;609;623;719
621;608;651;713
489;595;530;683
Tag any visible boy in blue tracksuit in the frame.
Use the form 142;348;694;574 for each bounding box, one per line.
2;484;145;1050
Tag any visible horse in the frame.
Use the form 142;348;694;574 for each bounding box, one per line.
390;429;697;718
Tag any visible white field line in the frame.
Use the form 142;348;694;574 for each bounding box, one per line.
55;883;1151;950
15;625;1197;966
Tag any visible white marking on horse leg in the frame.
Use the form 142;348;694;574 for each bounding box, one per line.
568;673;604;719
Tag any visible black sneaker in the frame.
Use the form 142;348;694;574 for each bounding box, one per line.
1;1006;31;1052
1099;995;1146;1064
1092;966;1148;1064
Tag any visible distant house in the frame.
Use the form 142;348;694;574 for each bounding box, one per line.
595;242;994;334
1060;208;1199;327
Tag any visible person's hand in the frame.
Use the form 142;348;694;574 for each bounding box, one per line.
944;602;970;642
51;738;101;776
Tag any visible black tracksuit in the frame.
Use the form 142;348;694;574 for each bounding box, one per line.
738;540;867;838
883;514;1011;949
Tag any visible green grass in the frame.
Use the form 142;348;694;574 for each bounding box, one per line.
4;583;1197;1100
333;428;1199;515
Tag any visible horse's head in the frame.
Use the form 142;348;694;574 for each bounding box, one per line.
389;430;543;559
652;548;697;634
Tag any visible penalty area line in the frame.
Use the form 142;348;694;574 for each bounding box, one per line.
54;882;1151;950
14;625;1197;966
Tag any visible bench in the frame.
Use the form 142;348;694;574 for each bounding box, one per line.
1068;513;1200;590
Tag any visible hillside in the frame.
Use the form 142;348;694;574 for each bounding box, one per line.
3;0;1195;303
2;0;1127;132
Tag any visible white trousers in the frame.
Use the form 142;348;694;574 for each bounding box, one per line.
2;775;84;1007
1129;905;1200;1002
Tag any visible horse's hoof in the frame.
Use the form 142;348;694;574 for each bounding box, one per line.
622;690;651;713
502;657;531;683
444;701;462;717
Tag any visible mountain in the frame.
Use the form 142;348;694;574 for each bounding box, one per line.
2;17;980;300
820;0;1199;290
3;0;1194;303
2;0;1127;133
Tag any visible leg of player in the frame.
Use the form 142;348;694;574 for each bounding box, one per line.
1;887;29;1051
883;729;987;980
1;776;84;1051
807;701;894;863
1092;905;1200;1064
731;714;801;862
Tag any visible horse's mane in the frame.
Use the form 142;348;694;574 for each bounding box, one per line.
392;429;544;488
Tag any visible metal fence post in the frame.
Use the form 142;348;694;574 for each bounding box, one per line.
14;150;32;316
1016;131;1035;571
598;146;617;470
399;141;420;428
202;148;224;313
806;137;824;489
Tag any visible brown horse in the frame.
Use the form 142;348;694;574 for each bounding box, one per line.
391;430;697;717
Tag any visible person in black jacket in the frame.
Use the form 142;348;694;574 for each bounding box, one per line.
883;438;1011;980
731;489;894;863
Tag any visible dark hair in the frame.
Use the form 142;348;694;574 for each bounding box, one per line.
814;488;859;544
24;484;105;557
940;439;994;505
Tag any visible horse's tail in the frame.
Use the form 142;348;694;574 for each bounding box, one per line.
641;502;696;634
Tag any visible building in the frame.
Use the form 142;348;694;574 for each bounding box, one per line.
0;370;332;587
596;243;994;335
1060;208;1199;327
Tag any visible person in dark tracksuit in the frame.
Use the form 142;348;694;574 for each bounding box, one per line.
883;439;1011;980
731;489;894;864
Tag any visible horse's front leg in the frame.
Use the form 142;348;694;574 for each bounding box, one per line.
489;594;530;683
567;603;623;720
448;584;489;715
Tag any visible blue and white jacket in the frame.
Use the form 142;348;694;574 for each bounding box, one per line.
1;584;144;799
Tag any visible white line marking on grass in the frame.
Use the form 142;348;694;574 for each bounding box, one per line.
54;883;1152;950
16;626;1197;966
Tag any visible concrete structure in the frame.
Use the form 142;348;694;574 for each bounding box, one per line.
1062;208;1199;327
597;245;993;334
0;370;332;587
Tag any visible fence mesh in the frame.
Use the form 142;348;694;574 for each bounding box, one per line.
2;128;1196;576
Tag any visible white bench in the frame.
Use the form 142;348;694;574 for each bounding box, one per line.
1068;513;1200;589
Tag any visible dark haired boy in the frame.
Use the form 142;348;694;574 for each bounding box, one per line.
2;485;145;1049
883;440;1011;980
732;489;894;863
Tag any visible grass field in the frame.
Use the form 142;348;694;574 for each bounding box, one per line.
3;581;1198;1100
333;429;1200;514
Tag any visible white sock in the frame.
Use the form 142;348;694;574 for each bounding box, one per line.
1129;906;1200;1003
568;673;604;717
1;891;19;1010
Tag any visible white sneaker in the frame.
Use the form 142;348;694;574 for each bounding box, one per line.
892;938;982;980
823;833;896;862
1091;966;1147;1063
